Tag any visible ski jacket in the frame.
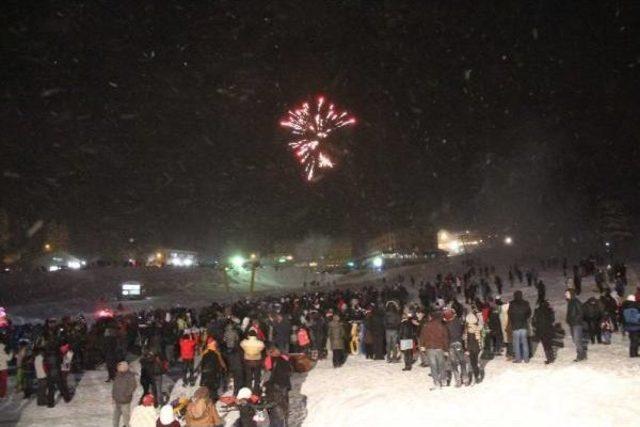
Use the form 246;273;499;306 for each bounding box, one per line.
566;298;584;326
622;302;640;332
112;371;137;404
240;336;265;361
508;297;532;330
419;318;449;350
179;337;197;361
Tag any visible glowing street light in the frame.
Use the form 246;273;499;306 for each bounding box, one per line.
372;256;383;268
44;243;52;252
504;236;513;245
230;255;246;269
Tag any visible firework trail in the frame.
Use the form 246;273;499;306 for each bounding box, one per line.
280;96;355;181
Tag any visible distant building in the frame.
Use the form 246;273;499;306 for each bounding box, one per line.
437;229;483;255
147;249;198;267
324;238;353;267
366;227;437;255
32;251;86;271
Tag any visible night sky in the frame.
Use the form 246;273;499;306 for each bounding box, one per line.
2;1;639;255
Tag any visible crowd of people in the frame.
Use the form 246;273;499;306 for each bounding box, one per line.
0;258;639;426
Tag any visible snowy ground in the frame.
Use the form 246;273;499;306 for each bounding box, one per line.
1;263;639;426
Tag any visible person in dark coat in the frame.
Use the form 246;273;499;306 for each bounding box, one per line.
272;314;292;354
369;309;386;360
200;340;227;401
600;290;619;331
508;290;531;363
566;289;587;361
397;314;417;371
45;347;72;407
443;308;466;386
583;297;604;344
532;300;556;364
223;321;245;396
488;302;504;355
383;302;401;362
309;313;327;360
265;348;292;427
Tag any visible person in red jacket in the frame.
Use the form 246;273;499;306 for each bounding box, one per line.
179;330;197;387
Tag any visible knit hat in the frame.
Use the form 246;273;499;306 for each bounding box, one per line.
142;393;155;406
159;404;175;425
627;295;636;302
237;387;252;400
193;386;210;400
117;361;129;372
442;308;455;321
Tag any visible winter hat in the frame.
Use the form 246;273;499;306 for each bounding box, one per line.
627;295;636;302
159;404;175;425
237;387;252;400
443;308;455;322
142;393;155;406
117;361;129;372
193;386;210;400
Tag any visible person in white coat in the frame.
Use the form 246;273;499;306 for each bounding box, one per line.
499;302;512;358
130;394;159;427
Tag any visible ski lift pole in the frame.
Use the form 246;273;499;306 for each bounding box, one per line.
222;265;230;292
249;260;260;295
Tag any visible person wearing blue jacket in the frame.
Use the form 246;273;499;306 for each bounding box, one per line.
621;295;640;358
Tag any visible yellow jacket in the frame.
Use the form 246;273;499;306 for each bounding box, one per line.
240;336;265;361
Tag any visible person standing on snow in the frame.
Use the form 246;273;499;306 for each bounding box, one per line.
464;310;484;384
328;314;346;368
532;300;556;364
419;310;450;389
383;301;401;363
583;296;604;344
60;343;74;392
443;308;466;386
199;340;227;401
566;289;587;362
508;290;532;363
223;320;244;396
0;340;13;399
240;330;265;394
398;313;417;371
112;361;138;427
179;330;198;387
621;295;640;357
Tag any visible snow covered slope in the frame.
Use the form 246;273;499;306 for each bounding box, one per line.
1;264;638;427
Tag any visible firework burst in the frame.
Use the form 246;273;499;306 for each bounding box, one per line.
280;96;356;181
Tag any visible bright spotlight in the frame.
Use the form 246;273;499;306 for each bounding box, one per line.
372;256;383;268
230;255;246;269
504;236;513;245
67;261;81;270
